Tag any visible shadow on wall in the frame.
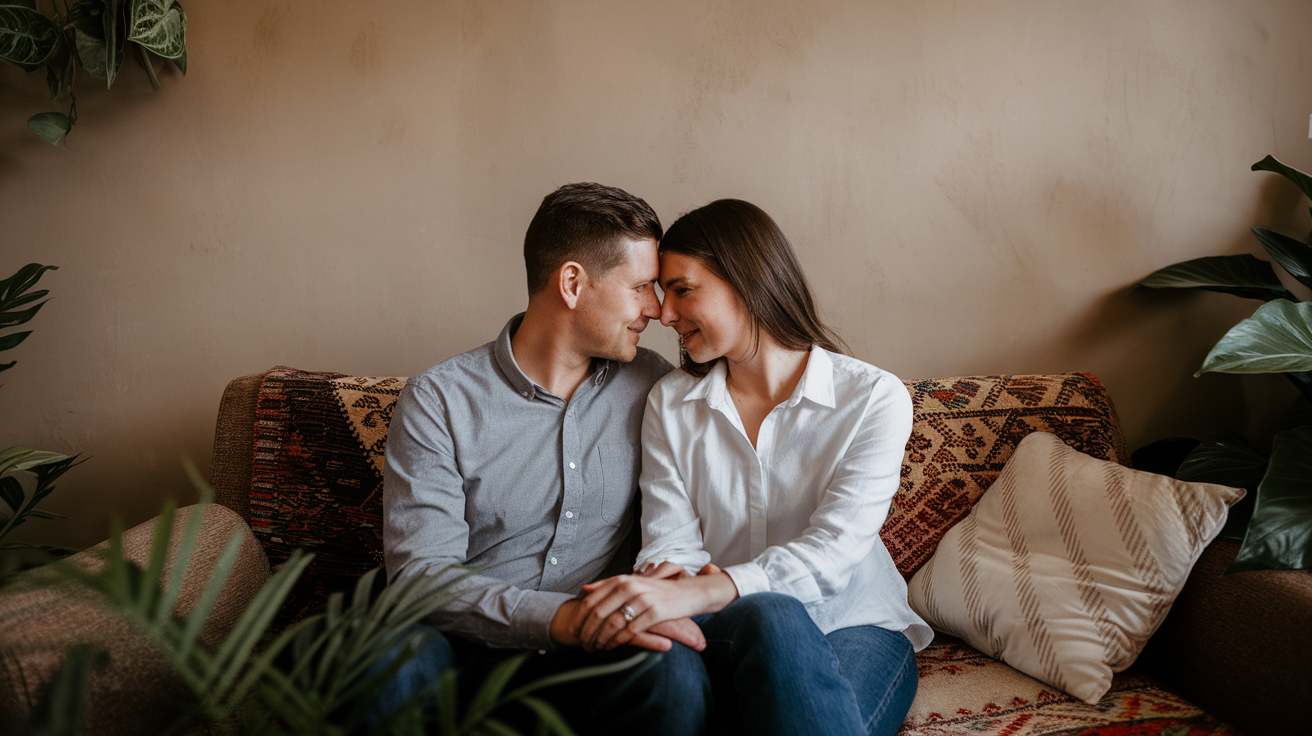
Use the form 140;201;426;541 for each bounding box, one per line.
1045;172;1309;451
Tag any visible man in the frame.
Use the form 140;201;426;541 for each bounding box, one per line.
379;183;709;733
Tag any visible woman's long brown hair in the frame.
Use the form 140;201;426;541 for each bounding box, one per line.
659;199;848;377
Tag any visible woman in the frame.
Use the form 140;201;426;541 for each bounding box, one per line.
576;199;932;736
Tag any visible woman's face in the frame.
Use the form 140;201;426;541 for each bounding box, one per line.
658;252;754;365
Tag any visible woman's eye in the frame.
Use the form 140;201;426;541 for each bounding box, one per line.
675;288;690;296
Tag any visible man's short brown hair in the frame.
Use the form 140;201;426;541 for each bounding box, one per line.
523;183;663;295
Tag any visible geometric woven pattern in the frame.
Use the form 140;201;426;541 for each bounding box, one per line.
248;367;408;624
900;637;1239;736
882;373;1130;580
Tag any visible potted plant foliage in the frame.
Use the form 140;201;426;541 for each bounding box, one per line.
1137;155;1312;574
0;0;186;145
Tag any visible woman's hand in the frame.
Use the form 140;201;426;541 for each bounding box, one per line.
576;564;738;651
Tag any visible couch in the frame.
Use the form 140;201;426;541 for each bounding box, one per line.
3;367;1309;735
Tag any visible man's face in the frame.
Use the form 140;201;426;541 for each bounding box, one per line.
576;236;661;362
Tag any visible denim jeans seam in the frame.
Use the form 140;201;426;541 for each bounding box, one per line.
862;647;911;733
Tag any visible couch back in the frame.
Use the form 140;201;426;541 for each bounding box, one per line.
210;367;1128;622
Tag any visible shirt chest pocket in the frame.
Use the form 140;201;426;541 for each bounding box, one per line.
595;442;638;524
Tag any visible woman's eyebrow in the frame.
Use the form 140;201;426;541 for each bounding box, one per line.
662;275;688;289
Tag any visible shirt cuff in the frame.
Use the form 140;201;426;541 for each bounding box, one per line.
724;562;771;598
510;590;577;650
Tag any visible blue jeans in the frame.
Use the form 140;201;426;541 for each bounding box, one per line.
364;624;710;735
697;592;918;736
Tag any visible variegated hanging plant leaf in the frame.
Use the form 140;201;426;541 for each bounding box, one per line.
127;0;184;60
0;4;62;68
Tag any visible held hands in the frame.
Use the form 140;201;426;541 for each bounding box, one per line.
567;562;737;652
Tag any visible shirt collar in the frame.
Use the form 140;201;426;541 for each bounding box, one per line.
684;345;836;411
494;313;537;400
494;313;611;401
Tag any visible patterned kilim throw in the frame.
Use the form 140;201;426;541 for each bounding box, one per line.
249;367;408;625
898;637;1238;736
882;373;1130;579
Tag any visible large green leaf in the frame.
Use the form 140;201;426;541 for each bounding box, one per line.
27;111;72;146
1136;254;1291;302
1198;299;1312;376
1251;226;1312;291
127;0;185;60
0;5;61;66
1227;426;1312;573
1252;155;1312;205
1175;429;1267;543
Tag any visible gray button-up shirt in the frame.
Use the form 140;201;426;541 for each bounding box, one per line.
383;314;673;649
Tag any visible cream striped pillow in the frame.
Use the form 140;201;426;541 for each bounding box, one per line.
906;431;1244;704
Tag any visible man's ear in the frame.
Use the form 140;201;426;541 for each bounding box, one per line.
558;261;586;310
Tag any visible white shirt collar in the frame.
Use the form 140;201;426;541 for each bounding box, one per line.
684;345;836;411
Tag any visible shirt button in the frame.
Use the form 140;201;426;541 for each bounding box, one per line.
522;390;529;397
565;511;574;519
568;462;576;470
550;557;559;566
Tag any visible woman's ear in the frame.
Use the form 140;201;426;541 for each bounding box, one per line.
558;261;585;310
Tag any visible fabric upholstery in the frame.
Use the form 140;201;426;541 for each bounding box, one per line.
1138;538;1312;734
0;504;269;735
906;432;1243;704
884;373;1130;579
210;373;262;521
898;635;1239;735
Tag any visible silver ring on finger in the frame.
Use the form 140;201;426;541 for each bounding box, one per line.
621;605;636;622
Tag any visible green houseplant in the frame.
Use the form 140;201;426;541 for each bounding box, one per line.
0;0;186;146
1137;155;1312;574
11;470;647;735
0;263;79;573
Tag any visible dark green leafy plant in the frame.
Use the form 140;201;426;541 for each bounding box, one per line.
0;0;187;146
24;467;645;735
1;264;79;568
1138;155;1312;573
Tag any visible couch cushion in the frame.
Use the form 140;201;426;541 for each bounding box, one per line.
883;373;1130;579
248;367;407;624
906;432;1243;704
900;636;1239;735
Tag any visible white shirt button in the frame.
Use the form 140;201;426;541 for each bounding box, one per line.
522;390;529;397
550;557;558;565
568;462;576;469
565;511;574;519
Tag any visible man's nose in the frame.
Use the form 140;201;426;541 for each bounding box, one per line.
660;295;676;326
643;288;661;319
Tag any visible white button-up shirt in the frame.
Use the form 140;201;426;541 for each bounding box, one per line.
636;347;932;650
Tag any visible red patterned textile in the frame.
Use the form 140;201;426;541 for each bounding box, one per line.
883;373;1130;579
248;367;407;624
900;638;1239;736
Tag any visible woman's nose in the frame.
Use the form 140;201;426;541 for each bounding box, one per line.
660;296;676;326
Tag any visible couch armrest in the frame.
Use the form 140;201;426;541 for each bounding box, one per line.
1138;539;1312;735
0;504;269;735
210;373;263;522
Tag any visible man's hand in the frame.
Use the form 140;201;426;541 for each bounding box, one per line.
550;598;691;652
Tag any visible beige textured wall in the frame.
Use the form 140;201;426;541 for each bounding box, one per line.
2;0;1310;549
